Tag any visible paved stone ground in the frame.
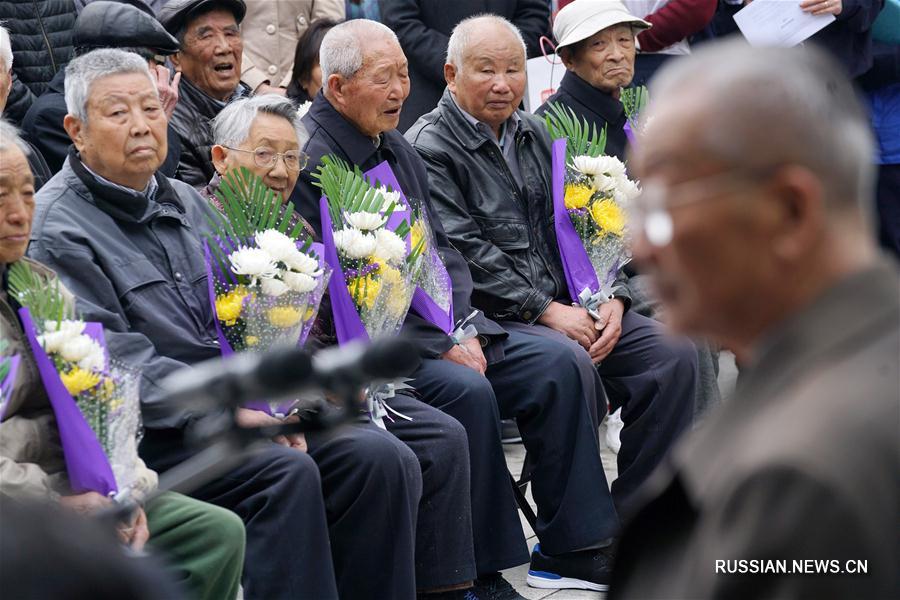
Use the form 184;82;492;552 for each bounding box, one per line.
500;351;738;599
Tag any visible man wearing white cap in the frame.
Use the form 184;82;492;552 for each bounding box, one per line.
536;0;650;161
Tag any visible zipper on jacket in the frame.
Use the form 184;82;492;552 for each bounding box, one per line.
32;0;58;73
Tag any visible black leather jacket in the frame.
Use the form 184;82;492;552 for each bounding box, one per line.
407;89;631;324
169;77;250;188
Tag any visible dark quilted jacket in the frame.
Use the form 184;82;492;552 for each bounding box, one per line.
1;0;77;116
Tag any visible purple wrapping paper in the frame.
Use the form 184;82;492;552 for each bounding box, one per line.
363;161;454;334
624;121;636;146
18;308;117;495
0;354;21;421
551;138;601;303
205;239;328;415
320;196;371;343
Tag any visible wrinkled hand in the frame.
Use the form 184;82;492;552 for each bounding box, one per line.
154;65;180;120
537;302;599;350
118;506;150;552
441;338;486;375
236;408;307;451
800;0;842;15
255;83;287;96
588;299;624;363
60;491;111;515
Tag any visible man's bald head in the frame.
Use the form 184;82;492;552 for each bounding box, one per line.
446;15;527;70
642;39;875;216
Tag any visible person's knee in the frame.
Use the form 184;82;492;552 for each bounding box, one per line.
259;446;323;492
197;504;246;558
335;429;421;490
428;412;471;474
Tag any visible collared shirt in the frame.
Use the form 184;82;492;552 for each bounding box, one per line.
82;161;159;201
449;92;524;186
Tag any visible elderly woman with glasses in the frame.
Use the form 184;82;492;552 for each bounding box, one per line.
208;94;310;210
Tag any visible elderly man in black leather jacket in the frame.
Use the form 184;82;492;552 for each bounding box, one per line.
160;0;250;188
407;14;698;583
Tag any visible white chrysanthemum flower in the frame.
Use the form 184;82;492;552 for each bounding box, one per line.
573;155;627;179
261;277;290;297
37;320;85;353
296;101;312;118
283;249;319;274
345;211;387;231
255;229;298;263
593;174;618;194
333;228;377;259
376;187;402;212
77;343;107;372
230;246;279;279
59;334;100;363
283;271;318;293
373;229;407;263
615;176;641;204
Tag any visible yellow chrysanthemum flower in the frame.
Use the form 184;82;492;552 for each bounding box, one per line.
380;266;409;318
245;335;259;346
590;199;626;236
215;290;245;325
564;184;593;210
267;306;303;328
410;221;427;253
61;368;102;396
350;274;382;310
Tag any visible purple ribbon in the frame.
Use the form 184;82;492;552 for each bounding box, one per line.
551;138;601;303
363;161;455;334
0;354;21;421
18;308;117;495
204;239;327;415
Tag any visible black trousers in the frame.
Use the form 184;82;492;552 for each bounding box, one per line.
411;323;615;562
142;425;421;600
383;392;479;589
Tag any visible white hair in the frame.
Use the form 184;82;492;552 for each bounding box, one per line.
319;19;399;85
0;24;11;72
0;119;30;155
447;15;526;69
64;48;156;121
212;93;309;148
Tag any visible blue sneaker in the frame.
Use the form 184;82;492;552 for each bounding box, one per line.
526;543;613;592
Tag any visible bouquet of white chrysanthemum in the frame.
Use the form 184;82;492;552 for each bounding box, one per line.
0;338;20;420
206;168;330;416
8;261;141;497
544;102;641;317
313;155;426;343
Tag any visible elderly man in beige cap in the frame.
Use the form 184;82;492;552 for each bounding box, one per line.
536;0;649;161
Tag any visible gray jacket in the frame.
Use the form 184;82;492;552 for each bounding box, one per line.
609;260;900;599
28;152;221;431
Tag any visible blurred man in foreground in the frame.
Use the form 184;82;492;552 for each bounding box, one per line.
610;40;899;599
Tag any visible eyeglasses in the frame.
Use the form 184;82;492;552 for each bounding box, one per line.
628;168;772;248
224;146;309;172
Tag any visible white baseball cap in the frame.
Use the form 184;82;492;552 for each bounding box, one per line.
553;0;651;50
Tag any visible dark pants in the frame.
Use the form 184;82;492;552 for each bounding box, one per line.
412;324;616;561
383;392;479;589
307;423;422;600
506;310;695;515
142;426;420;600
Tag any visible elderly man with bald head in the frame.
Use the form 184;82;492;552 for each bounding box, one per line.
292;17;644;595
408;14;699;590
609;40;898;600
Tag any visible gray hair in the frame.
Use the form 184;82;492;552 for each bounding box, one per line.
64;48;156;121
649;39;876;214
0;119;30;155
447;15;527;69
319;19;399;85
212;93;309;148
0;24;11;72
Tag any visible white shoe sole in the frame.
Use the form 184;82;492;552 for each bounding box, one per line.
526;571;608;592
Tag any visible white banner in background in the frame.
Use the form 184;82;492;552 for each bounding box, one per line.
525;54;565;113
